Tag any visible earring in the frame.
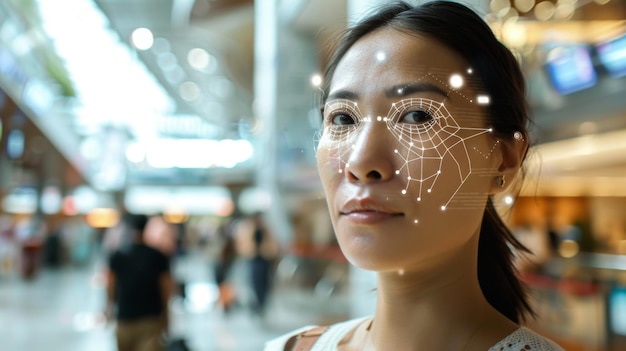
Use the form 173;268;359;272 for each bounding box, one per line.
495;175;506;187
513;131;524;141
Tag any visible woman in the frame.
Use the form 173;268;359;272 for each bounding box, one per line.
265;1;564;350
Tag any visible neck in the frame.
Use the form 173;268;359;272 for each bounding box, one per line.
367;233;498;350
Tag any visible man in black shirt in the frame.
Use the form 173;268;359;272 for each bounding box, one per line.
105;213;173;351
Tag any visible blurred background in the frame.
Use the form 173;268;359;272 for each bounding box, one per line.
0;0;625;350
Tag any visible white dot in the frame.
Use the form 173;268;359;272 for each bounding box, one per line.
441;205;446;211
417;197;421;201
401;190;407;194
407;176;411;180
437;170;441;174
427;189;432;193
395;170;400;174
383;117;388;122
338;169;342;173
409;142;414;146
310;74;323;87
449;74;463;89
377;116;382;121
394;149;398;153
346;163;350;167
397;88;403;94
477;95;490;105
414;219;419;224
375;51;386;62
467;68;473;74
504;195;514;205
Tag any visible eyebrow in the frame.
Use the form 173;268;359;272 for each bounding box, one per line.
386;82;449;98
326;81;448;102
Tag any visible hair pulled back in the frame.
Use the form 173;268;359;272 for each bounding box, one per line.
321;0;534;323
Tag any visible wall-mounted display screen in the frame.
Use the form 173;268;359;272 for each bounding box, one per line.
545;46;598;95
596;34;626;78
610;286;626;336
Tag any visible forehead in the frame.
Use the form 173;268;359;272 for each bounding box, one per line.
330;27;478;98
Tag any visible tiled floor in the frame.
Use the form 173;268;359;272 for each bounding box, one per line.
0;250;349;351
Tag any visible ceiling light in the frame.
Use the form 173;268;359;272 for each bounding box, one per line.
514;0;534;13
534;2;556;21
131;27;153;50
179;81;200;102
152;37;170;53
187;48;210;70
490;0;510;14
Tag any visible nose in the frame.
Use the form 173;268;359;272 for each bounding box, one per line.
345;121;395;183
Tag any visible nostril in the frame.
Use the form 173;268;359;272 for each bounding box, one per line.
367;170;382;180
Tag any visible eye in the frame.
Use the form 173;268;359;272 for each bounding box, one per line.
331;113;356;126
401;110;433;124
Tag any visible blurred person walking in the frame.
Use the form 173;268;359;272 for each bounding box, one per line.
213;217;239;313
238;212;278;316
105;213;175;351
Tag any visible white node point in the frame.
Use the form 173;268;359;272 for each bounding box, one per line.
449;74;463;89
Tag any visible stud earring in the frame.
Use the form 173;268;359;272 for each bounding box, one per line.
495;175;506;187
513;131;524;141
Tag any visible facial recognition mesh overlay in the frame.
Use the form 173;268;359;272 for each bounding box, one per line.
317;71;501;221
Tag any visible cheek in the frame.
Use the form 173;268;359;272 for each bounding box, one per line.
394;133;498;211
316;139;344;190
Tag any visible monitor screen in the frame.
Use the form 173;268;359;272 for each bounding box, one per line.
545;46;598;95
609;286;626;336
596;34;626;78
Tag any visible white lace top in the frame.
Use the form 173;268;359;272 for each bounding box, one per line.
263;317;565;351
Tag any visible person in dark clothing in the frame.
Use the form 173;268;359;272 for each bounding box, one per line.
214;218;238;313
105;213;174;351
248;213;274;316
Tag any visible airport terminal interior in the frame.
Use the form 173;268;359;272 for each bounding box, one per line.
1;0;626;350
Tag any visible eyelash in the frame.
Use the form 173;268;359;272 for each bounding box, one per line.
327;111;357;126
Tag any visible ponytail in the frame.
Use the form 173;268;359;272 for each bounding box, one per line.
478;198;535;323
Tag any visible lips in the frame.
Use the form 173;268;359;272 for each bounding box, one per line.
340;198;404;224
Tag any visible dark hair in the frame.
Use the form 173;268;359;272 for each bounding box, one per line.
125;213;149;233
321;0;534;322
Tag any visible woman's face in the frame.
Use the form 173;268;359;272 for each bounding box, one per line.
317;28;504;272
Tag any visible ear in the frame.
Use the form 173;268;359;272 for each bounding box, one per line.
489;134;528;194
